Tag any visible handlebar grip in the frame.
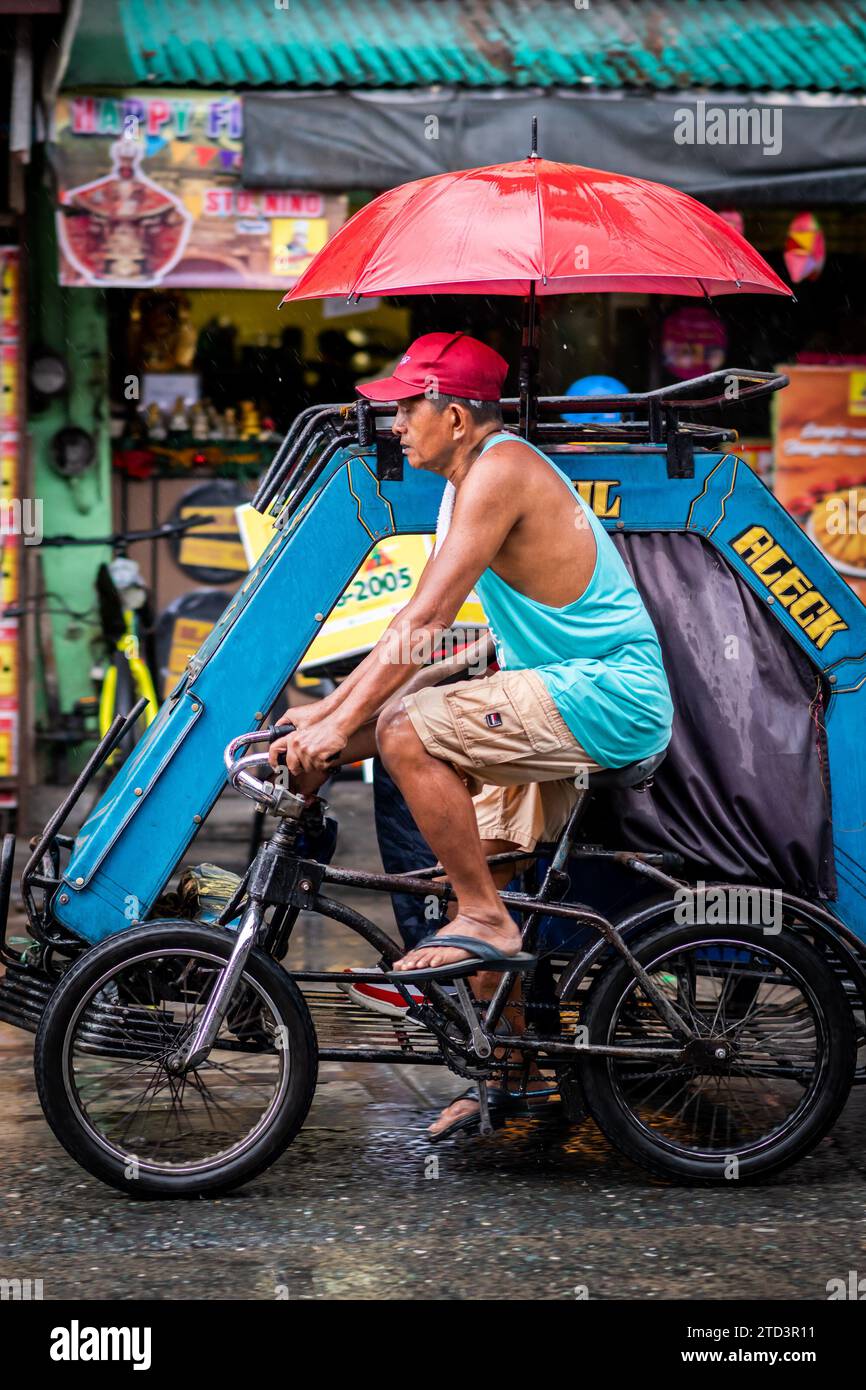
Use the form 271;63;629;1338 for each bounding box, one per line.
270;723;295;771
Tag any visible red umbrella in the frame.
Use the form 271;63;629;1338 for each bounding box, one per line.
283;134;791;432
282;157;790;303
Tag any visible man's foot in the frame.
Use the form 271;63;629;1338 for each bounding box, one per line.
428;1076;560;1140
427;1086;504;1139
394;911;522;972
337;975;427;1018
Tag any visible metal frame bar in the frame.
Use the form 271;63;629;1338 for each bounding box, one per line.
252;370;789;514
20;700;148;944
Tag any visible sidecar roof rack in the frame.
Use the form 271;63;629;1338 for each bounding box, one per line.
254;368;787;511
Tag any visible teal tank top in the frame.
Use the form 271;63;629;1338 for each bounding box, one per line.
471;431;673;769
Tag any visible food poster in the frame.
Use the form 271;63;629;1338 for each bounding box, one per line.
774;365;866;601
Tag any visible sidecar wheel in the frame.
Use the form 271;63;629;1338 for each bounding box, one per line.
34;921;318;1199
578;923;856;1184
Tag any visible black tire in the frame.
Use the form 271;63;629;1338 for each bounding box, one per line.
578;923;856;1184
34;922;318;1199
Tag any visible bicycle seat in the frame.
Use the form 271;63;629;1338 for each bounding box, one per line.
579;748;666;792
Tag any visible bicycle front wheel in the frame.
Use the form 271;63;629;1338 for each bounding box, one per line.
34;921;318;1199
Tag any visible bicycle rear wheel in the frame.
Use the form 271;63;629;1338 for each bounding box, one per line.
34;921;318;1198
578;923;856;1183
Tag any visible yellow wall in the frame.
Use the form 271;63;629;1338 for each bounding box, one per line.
186;289;409;359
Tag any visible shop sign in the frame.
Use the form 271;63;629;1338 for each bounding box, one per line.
55;92;346;289
236;505;485;670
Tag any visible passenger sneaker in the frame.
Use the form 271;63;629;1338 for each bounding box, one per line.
337;972;427;1019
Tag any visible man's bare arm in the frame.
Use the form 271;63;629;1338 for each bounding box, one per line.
328;630;495;768
326;453;519;736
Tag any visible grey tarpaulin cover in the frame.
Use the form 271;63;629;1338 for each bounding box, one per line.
373;530;834;946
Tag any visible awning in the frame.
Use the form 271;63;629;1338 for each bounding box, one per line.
62;0;866;93
242;89;866;204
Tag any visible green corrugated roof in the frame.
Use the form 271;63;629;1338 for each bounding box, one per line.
64;0;866;92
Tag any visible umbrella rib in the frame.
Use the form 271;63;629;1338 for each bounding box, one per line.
356;171;470;297
534;157;546;291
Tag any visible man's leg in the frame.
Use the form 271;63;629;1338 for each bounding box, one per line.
379;668;600;970
376;703;521;969
427;835;547;1138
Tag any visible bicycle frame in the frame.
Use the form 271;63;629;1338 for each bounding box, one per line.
98;609;159;756
171;782;694;1078
156;727;844;1080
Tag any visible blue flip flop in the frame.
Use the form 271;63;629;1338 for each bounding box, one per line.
383;933;535;983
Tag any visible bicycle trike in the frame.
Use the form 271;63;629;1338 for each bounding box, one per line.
1;375;864;1198
17;719;858;1198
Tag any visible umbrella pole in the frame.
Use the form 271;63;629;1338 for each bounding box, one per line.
518;280;539;439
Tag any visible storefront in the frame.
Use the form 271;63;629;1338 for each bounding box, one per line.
20;0;866;802
29;86;416;776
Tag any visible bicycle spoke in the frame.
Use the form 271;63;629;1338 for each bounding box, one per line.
67;948;290;1172
607;939;824;1157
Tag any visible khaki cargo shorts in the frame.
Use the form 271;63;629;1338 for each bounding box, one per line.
401;667;603;852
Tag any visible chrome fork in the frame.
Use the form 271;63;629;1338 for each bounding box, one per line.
167;901;264;1072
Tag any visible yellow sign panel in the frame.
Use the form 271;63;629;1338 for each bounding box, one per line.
235;504;486;668
164;615;217;697
0;726;12;777
1;544;19;606
236;504;277;569
849;371;866;417
0;436;16;499
179;536;248;572
0;636;16;697
177;504;248;572
270;218;329;278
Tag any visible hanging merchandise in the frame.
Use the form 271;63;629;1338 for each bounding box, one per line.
661;306;728;381
167;479;251;583
784;213;826;284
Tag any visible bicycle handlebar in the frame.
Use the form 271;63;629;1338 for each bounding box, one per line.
39;514;216;549
224;726;307;819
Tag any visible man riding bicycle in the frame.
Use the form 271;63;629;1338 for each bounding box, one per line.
269;330;673;1135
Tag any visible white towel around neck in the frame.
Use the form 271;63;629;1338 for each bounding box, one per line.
433;480;456;556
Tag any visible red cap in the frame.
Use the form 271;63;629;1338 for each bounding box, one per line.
356;331;508;403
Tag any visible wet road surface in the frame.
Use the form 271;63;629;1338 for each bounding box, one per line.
2;783;865;1300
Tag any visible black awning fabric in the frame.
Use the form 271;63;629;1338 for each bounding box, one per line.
243;89;866;204
371;530;835;949
590;532;835;900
